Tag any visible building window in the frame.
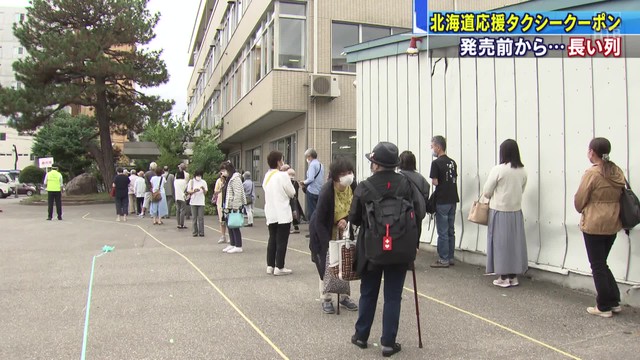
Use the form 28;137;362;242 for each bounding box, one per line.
14;46;24;57
229;152;241;170
331;131;357;169
15;13;25;23
332;23;358;73
331;23;412;73
270;135;295;166
0;133;6;141
245;147;262;184
277;2;306;69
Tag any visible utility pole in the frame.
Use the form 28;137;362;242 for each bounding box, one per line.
12;144;18;198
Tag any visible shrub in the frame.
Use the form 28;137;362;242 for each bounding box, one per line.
19;165;46;185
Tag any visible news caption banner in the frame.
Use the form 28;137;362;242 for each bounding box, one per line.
413;6;640;58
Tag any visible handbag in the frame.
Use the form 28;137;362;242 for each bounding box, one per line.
109;187;116;197
323;252;351;295
620;179;640;233
328;224;360;281
301;165;322;194
468;196;490;225
227;210;244;229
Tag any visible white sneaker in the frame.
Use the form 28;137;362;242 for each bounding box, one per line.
222;245;234;253
123;216;127;222
116;216;121;222
492;278;511;288
266;266;274;275
217;237;227;244
274;267;293;276
509;277;519;287
227;247;243;254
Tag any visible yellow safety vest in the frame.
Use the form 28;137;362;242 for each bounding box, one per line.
46;170;62;192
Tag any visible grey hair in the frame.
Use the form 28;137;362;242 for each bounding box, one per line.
243;171;251;179
304;148;318;159
431;136;447;152
150;162;158;170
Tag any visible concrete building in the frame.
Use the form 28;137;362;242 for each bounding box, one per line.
186;0;412;207
0;6;34;171
345;0;639;304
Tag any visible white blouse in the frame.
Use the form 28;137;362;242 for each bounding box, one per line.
262;169;296;225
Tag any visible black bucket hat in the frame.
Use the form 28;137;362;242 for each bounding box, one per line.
365;142;400;168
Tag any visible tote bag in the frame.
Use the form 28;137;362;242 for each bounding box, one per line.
227;211;244;229
468;197;489;225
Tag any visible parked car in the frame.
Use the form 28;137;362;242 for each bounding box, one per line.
16;183;37;196
0;180;13;198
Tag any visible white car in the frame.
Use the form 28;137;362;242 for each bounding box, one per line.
0;177;13;198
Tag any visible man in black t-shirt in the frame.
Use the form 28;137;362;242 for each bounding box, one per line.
429;136;460;268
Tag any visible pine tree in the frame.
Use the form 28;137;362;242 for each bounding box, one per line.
0;0;172;188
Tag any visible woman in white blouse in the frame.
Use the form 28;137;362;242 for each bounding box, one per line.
482;139;528;288
263;151;296;276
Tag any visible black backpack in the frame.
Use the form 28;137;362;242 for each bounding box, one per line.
361;179;418;265
620;180;640;235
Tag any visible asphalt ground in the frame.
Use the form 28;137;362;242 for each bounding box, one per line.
1;199;639;360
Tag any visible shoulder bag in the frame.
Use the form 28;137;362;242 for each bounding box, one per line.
151;178;163;202
468;196;489;225
620;179;640;234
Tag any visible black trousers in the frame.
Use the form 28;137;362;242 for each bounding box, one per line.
583;233;620;311
47;191;62;219
267;223;291;269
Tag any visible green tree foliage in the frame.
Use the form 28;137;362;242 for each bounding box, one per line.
0;0;173;189
19;165;45;185
188;129;226;175
140;113;194;170
31;112;95;178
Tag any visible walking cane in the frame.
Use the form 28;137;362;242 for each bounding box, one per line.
411;263;423;348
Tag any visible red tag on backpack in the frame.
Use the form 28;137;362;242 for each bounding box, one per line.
383;224;392;251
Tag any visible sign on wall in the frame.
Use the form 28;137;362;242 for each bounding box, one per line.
413;0;428;34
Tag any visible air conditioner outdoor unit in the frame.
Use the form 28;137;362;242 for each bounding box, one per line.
310;74;340;98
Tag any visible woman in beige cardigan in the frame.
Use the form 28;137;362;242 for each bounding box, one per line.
574;137;626;318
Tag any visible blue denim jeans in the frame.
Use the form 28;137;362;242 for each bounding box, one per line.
306;192;319;220
355;265;407;346
435;203;456;263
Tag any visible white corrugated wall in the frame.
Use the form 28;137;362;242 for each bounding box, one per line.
356;43;640;283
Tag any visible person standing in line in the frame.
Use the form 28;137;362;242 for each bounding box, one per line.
348;142;424;357
44;164;63;221
300;148;325;222
398;150;430;240
174;170;188;229
574;137;626;318
263;151;296;275
163;166;175;219
187;170;208;237
128;170;138;215
149;167;168;225
482;139;528;288
112;167;130;222
141;162;158;218
134;171;146;216
429;136;460;268
243;171;255;227
309;157;359;314
287;168;305;234
179;163;192;220
222;162;247;254
213;170;228;243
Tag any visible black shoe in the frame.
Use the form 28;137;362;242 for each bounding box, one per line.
246;224;253;227
382;343;401;357
199;234;205;237
57;217;62;220
322;301;335;314
46;218;52;221
305;234;310;238
351;335;367;349
193;234;198;237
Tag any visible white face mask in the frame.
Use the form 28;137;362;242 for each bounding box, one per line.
339;174;354;187
221;170;229;177
306;158;311;164
195;176;202;181
432;151;438;158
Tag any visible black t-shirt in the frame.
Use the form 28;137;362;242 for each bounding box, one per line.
113;174;130;198
429;155;459;204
